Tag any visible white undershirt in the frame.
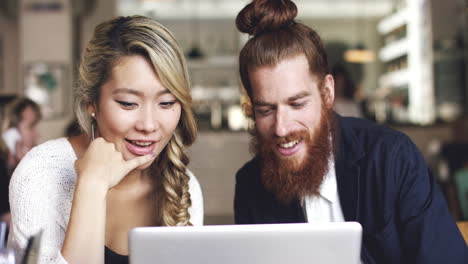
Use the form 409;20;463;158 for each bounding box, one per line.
303;159;345;223
303;161;364;263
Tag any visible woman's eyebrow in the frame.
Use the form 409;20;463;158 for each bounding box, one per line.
112;88;172;97
112;88;143;96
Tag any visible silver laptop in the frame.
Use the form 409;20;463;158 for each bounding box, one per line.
129;222;362;264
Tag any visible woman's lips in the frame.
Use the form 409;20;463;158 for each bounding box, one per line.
125;139;157;156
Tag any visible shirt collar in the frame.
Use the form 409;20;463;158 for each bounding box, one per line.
318;159;337;203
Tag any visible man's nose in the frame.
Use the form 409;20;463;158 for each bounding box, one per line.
274;107;290;137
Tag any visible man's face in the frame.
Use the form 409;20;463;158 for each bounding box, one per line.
251;54;334;165
249;54;335;202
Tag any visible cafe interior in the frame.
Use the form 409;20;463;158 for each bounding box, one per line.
1;0;468;243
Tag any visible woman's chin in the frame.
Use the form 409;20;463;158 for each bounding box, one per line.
135;159;155;171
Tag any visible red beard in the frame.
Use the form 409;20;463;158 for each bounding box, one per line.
255;104;335;204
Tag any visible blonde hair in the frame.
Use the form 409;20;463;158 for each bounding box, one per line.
74;15;197;226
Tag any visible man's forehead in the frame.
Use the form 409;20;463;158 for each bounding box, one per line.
252;54;310;74
251;80;320;105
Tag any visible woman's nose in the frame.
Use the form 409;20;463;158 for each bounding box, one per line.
136;108;159;133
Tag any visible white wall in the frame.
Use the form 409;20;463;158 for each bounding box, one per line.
19;0;73;141
81;0;117;54
0;14;19;95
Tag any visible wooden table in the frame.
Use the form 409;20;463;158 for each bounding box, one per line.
457;221;468;244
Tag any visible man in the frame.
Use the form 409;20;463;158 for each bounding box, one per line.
233;0;468;263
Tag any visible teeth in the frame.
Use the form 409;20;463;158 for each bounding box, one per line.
132;141;153;147
280;140;299;149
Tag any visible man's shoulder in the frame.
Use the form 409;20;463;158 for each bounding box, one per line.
236;156;261;181
340;116;402;136
339;116;411;148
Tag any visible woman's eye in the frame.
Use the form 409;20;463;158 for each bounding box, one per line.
160;101;176;108
116;100;138;109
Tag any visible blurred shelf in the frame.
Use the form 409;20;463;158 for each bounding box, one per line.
379;69;409;88
376;1;435;125
379;38;408;62
377;8;408;34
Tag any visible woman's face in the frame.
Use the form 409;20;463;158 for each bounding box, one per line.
89;55;182;170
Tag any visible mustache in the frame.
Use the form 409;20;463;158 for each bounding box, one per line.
261;130;311;146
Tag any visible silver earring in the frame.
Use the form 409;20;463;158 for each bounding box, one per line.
91;121;96;141
90;113;96;141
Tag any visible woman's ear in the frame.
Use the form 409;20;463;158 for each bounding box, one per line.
87;104;96;118
323;74;335;109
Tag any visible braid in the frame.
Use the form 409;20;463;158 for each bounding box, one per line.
157;132;192;226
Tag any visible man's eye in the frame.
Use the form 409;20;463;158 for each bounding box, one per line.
291;102;305;108
116;100;137;109
256;108;272;116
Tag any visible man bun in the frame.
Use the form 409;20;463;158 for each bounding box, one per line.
235;0;298;36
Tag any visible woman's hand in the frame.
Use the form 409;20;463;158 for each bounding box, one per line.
63;137;155;264
74;137;154;190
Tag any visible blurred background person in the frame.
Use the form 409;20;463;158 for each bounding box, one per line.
0;136;10;234
0;97;41;238
331;63;363;118
1;97;42;172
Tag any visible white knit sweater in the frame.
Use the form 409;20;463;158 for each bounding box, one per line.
7;138;204;264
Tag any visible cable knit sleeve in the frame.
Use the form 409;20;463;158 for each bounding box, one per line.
187;170;204;226
7;138;76;264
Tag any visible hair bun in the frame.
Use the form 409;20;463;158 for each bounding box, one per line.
236;0;298;36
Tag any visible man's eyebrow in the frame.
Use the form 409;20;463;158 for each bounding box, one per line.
253;91;311;106
287;91;310;102
253;100;275;107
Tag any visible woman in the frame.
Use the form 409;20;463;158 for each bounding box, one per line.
0;137;10;230
1;97;42;173
8;15;203;264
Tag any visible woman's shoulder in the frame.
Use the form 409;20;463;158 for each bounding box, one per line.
8;138;77;258
186;169;201;193
185;169;204;225
27;137;76;158
11;138;77;187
